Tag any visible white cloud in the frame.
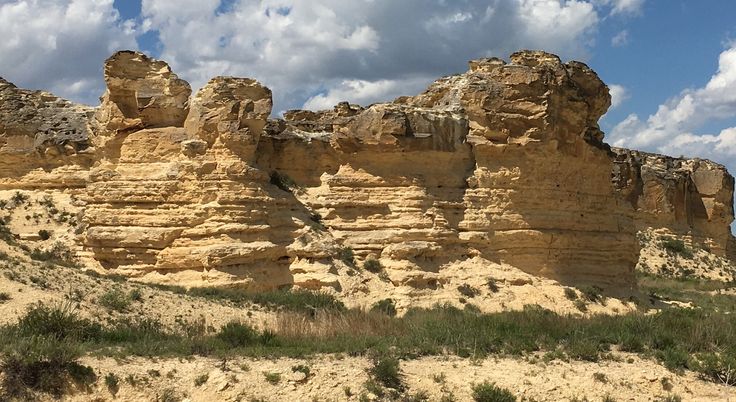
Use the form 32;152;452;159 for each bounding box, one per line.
611;30;629;47
609;45;736;165
0;0;137;105
596;0;645;16
140;0;602;112
303;77;432;112
608;84;629;108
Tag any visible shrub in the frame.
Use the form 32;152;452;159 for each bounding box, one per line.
338;246;355;266
99;289;131;312
263;371;281;385
471;381;516;402
371;299;397;317
216;322;260;347
129;288;143;302
0;292;10;303
364;258;383;273
661;237;694;259
564;288;578;300
656;395;682;402
580;285;604;303
11;191;28;205
105;373;120;395
194;373;209;386
486;278;500;293
38;229;52;240
458;284;481;298
291;364;310;377
368;355;403;390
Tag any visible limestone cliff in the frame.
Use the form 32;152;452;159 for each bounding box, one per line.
1;50;734;293
612;149;735;257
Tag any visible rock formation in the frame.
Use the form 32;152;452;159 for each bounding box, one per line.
0;50;734;292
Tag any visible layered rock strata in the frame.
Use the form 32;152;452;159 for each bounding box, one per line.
1;50;734;291
612;149;735;256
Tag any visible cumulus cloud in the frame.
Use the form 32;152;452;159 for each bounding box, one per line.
611;30;629;47
608;84;629;108
0;0;137;105
609;45;736;163
596;0;645;16
140;0;602;113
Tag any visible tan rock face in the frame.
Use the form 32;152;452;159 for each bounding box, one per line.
612;148;735;256
96;51;191;132
0;77;94;189
1;49;734;291
185;76;272;160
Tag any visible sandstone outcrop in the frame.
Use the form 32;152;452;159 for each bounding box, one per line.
612;148;735;257
1;50;734;292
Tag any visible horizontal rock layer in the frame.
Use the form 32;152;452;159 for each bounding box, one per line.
1;50;733;291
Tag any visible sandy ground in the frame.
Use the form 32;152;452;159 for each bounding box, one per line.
44;354;733;402
637;228;736;282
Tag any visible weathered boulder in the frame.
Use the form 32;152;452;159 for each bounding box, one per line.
96;51;191;132
184;77;272;160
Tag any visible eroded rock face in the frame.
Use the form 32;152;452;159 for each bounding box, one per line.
612;148;735;256
0;77;94;189
1;49;734;291
96;51;191;132
258;50;636;287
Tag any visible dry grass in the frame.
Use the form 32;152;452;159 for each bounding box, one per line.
273;309;402;339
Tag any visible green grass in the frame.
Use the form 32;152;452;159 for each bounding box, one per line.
471;381;516;402
660;237;694;259
187;287;346;314
637;271;736;312
2;301;735;391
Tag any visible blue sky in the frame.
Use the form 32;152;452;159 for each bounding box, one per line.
1;0;736;174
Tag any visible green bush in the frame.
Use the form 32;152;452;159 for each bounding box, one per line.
471;381;516;402
216;322;260;347
371;299;397;317
105;372;120;395
458;284;481;298
364;258;383;273
38;229;52;240
368;355;403;390
660;237;694;259
337;246;355;266
99;289;131;312
564;288;578;300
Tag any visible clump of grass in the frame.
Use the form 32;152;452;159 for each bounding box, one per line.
105;372;119;396
660;237;694;259
486;278;499;293
194;373;209;386
263;371;281;385
99;289;131;312
11;191;29;205
364;258;383;273
188;287;346;314
580;285;604;303
368;355;403;390
0;292;11;303
216;321;277;348
371;298;397;317
337;246;355;266
0;303;99;398
471;381;516;402
291;364;310;377
457;284;481;298
29;242;76;267
564;288;578;300
38;229;52;241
